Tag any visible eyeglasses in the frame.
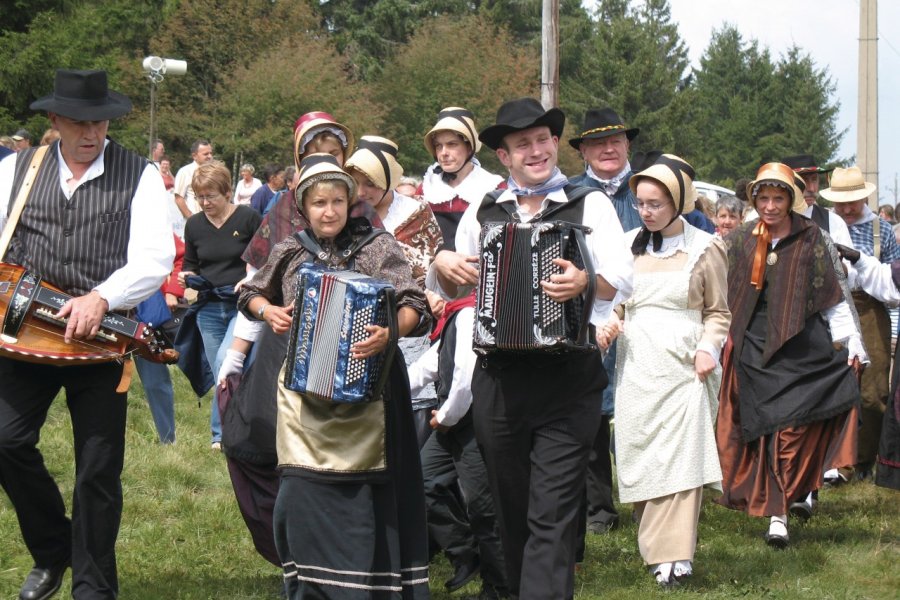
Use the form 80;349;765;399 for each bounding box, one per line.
631;202;668;214
195;193;223;203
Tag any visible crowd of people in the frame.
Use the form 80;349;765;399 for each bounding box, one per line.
0;68;897;600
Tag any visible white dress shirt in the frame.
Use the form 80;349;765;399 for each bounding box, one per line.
0;141;175;310
407;307;476;428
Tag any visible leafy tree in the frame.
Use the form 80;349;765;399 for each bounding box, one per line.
213;33;384;169
563;0;690;167
374;13;540;176
687;25;843;184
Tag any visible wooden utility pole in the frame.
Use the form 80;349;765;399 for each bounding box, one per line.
541;0;559;109
857;0;879;206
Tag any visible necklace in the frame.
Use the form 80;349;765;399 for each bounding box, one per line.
207;204;236;228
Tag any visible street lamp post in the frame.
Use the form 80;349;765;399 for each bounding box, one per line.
142;56;187;160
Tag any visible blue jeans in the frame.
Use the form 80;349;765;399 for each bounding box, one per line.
134;357;176;443
195;300;238;443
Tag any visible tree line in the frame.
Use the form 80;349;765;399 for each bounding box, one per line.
0;0;843;186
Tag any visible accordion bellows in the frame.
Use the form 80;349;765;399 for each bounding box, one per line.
284;263;397;403
474;220;596;353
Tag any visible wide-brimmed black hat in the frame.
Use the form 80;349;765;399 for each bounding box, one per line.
30;69;132;121
478;98;565;151
568;107;639;150
781;154;834;174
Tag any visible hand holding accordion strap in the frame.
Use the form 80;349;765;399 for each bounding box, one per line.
0;145;49;260
570;226;596;348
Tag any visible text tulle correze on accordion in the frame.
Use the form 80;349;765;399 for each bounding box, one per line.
474;220;597;354
284;263;397;403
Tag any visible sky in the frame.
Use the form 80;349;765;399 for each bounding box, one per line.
584;0;900;203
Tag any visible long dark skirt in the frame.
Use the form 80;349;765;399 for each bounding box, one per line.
876;341;900;490
274;354;430;599
220;326;289;565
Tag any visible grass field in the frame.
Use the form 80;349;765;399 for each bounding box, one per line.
0;367;897;599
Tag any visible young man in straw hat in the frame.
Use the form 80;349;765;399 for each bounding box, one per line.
0;69;174;600
429;97;633;599
823;166;899;482
419;107;503;251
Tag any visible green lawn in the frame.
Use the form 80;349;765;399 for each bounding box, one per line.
0;368;897;599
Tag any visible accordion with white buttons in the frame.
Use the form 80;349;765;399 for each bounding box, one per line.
284;263;397;403
474;220;596;354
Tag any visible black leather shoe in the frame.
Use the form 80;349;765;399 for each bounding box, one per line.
445;558;480;592
19;562;68;600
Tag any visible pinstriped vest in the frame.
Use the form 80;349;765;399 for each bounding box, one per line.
5;139;146;296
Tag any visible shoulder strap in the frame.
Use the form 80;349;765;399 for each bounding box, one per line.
873;216;881;260
0;145;49;260
293;228;391;267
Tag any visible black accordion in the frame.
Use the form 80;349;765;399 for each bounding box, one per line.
474;220;596;354
284;263;398;403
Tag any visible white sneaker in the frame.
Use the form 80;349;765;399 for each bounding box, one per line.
765;515;789;549
652;563;678;588
673;560;692;580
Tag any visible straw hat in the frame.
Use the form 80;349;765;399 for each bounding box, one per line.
344;136;404;192
478;97;564;151
294;153;356;211
628;153;697;215
424;107;481;158
747;162;806;213
568;107;639;150
293;111;354;169
819;166;877;203
30;69;132;121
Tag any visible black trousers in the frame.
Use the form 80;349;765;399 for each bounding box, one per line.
0;358;127;599
421;411;506;590
585;413;618;527
473;353;605;600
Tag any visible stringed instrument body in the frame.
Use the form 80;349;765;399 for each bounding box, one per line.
0;262;178;365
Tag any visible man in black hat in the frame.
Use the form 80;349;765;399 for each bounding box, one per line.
0;69;174;600
782;154;853;248
429;97;633;600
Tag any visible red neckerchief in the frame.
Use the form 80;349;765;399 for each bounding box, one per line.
430;292;476;342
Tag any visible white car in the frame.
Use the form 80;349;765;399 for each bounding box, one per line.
694;181;735;202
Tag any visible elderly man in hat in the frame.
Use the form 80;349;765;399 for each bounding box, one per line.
0;69;173;599
782;154;854;247
429;97;633;600
824;167;899;482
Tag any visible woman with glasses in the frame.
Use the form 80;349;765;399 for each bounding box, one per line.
598;154;730;588
178;162;261;448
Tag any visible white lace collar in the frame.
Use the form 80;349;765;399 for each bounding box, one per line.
421;160;503;204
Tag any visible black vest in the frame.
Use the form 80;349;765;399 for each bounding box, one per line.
810;203;830;233
475;184;592;226
6;140;146;296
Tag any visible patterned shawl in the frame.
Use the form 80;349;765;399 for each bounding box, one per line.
726;214;845;365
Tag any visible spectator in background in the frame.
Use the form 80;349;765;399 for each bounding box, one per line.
151;139;165;164
715;194;743;238
40;128;60;146
173;139;214;218
262;166;295;216
396;175;421;197
159;156;175;190
249;163;285;214
878;204;895;225
11;128;31;152
233;163;262;205
178;162;262;449
0;137;12;161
